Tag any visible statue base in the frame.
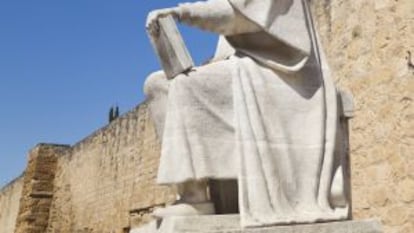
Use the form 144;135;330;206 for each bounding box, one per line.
129;215;382;233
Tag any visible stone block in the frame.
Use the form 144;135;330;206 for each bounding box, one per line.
397;178;414;203
130;215;383;233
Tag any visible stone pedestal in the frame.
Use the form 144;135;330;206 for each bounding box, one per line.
130;215;382;233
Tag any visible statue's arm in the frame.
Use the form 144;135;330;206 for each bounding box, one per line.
146;0;261;36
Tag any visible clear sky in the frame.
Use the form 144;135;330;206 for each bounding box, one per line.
0;0;217;187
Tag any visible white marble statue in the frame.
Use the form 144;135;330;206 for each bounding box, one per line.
144;0;350;228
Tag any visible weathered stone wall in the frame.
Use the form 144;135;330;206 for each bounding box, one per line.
0;176;23;233
311;1;414;233
14;144;70;233
1;2;413;232
46;102;176;233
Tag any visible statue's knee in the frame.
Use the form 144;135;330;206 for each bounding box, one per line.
144;70;168;97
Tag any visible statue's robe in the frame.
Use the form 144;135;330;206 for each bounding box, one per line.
144;0;350;227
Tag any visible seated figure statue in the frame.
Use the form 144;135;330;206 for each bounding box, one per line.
144;0;350;228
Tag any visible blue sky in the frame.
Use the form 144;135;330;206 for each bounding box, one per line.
0;0;217;187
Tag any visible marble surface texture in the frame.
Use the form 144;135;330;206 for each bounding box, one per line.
130;215;383;233
145;0;352;227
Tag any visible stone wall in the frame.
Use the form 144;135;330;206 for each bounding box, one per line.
14;144;70;233
45;102;176;233
0;176;23;233
311;1;414;233
1;2;413;232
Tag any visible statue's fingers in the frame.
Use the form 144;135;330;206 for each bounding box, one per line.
146;11;158;28
147;21;160;37
153;21;161;37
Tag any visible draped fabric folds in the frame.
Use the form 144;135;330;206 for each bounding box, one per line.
145;0;350;228
227;0;311;72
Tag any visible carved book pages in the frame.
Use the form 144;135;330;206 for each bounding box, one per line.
148;15;194;79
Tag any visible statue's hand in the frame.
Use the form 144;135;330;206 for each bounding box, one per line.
146;8;180;35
